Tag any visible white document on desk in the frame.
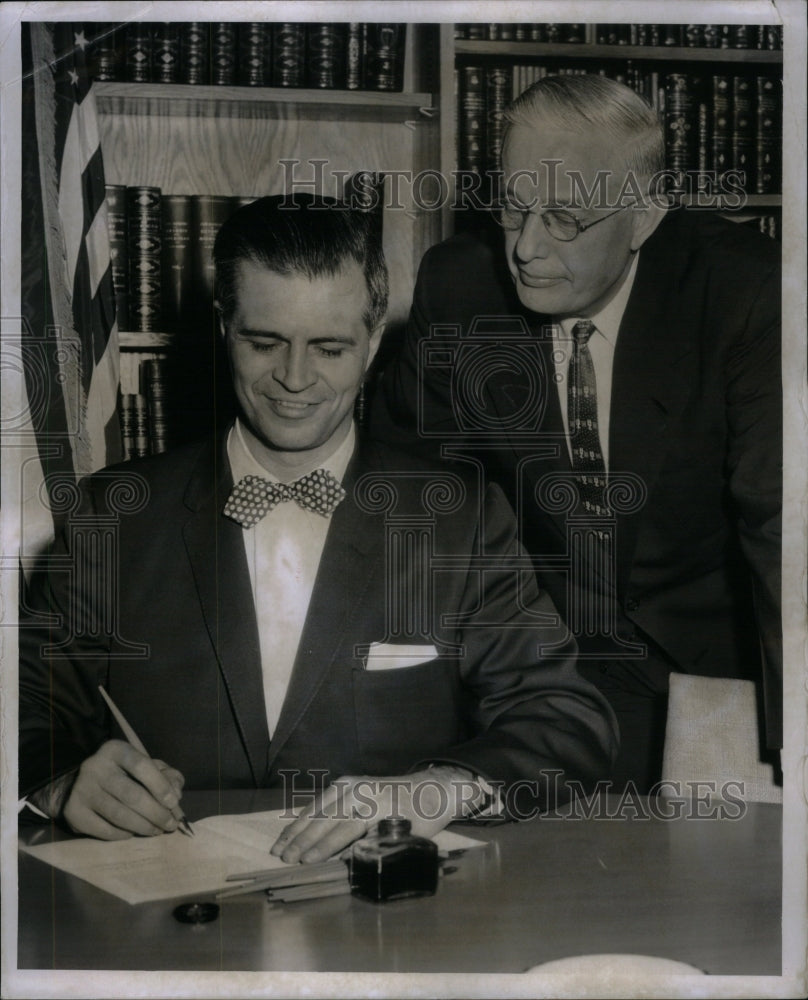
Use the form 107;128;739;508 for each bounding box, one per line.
20;810;485;905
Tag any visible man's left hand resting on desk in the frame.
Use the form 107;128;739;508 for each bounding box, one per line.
271;765;488;863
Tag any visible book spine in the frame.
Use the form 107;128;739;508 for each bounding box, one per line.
665;73;695;188
126;186;162;333
486;66;510;178
118;393;136;460
702;25;720;49
89;23;124;81
160;195;194;334
731;74;754;191
466;25;485;41
307;24;346;89
528;25;545;43
125;23;153;83
238;23;272;87
458;66;486;176
143;358;170;455
346;24;366;90
662;25;683;47
545;24;561;44
711;74;731;176
684;25;703;48
211;23;237;86
755;76;780;194
192;195;235;318
697;102;710;183
272;23;306;87
730;25;750;49
105;184;129;332
179;23;210;85
153;23;180;84
133;393;150;459
364;24;406;92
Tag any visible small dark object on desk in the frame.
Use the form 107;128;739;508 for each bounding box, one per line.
173;902;220;924
350;818;439;902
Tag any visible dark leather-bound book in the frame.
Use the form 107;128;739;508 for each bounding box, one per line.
89;22;124;81
346;24;366;89
161;195;194;334
307;24;346;89
126;186;162;333
755;75;781;194
364;24;406;92
211;23;237;86
731;74;755;191
125;23;153;83
459;66;486;176
105;184;129;332
180;22;210;85
272;23;306;87
153;23;180;83
238;23;272;86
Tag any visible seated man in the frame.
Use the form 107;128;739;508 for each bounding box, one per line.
19;195;617;862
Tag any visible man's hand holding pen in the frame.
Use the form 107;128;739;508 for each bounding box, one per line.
62;740;187;840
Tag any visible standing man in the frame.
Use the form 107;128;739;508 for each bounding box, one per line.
20;195;617;859
371;75;782;792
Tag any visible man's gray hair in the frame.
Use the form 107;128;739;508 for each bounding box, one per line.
504;74;666;180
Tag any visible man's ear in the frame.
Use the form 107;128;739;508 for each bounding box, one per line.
365;322;386;371
629;201;667;252
214;302;227;340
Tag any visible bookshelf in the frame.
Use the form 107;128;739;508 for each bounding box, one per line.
439;23;784;238
93;22;441;454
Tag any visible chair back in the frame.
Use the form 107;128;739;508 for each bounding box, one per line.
660;673;782;803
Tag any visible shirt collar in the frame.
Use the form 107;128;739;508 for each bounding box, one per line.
559;251;639;346
228;418;356;486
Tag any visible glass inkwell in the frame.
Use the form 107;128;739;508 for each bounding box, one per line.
349;818;439;902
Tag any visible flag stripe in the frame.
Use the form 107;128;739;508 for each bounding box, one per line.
22;19;121;541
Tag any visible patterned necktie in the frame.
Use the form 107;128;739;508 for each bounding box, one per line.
568;319;609;516
223;469;346;528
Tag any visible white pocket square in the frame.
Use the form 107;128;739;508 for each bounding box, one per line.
365;643;439;670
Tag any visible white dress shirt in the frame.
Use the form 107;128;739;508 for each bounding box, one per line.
552;252;639;469
227;419;355;737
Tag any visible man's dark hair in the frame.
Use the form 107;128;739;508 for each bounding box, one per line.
214;193;389;331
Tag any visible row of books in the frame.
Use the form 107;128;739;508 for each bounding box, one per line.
455;23;783;50
89;22;406;91
106;185;250;335
458;66;782;194
118;360;168;457
108;175;384;336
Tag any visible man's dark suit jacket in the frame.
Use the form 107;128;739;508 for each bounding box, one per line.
19;434;618;814
370;210;782;749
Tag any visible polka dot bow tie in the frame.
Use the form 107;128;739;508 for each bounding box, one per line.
223;470;346;528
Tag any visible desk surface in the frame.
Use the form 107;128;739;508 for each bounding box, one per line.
18;790;781;974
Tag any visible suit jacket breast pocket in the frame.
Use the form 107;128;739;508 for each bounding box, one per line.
352;658;471;774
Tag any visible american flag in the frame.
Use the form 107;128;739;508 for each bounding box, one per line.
20;21;121;563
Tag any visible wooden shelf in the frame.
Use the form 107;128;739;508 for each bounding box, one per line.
95;82;437;122
454;41;783;65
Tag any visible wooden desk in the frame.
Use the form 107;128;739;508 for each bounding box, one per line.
17;790;781;974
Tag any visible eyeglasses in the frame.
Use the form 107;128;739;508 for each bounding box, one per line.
496;202;630;242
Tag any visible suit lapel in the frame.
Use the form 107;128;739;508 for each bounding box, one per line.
481;313;572;548
267;447;379;773
182;435;269;785
609;215;698;593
